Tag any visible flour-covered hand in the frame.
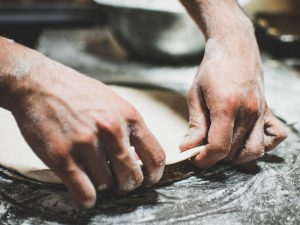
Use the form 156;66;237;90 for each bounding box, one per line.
0;38;165;208
180;0;287;168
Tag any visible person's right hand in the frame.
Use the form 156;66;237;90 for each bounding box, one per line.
2;44;165;208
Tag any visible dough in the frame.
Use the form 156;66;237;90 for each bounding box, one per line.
0;86;204;184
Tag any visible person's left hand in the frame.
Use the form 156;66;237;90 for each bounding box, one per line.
180;31;287;168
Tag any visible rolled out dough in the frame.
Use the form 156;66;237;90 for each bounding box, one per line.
0;86;204;184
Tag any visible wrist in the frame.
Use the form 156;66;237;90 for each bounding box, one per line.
203;2;254;40
207;13;254;42
181;0;254;40
0;76;11;111
204;17;258;59
0;37;14;110
205;26;257;55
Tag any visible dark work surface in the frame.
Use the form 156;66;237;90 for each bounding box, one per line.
0;29;299;225
0;133;299;225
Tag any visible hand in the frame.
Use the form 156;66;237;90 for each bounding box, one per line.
5;54;165;208
180;32;287;168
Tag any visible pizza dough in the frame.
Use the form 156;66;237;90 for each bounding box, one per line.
0;86;204;184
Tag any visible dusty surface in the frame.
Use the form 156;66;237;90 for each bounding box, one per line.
0;29;299;225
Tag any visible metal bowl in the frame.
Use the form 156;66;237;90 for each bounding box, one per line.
94;0;205;63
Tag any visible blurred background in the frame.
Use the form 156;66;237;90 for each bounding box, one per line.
0;0;299;65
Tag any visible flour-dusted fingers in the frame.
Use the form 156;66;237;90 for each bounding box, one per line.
73;138;114;192
191;111;235;169
177;0;289;168
107;140;144;194
97;119;144;194
54;160;96;209
22;131;97;209
78;110;116;191
180;84;209;151
264;110;288;152
130;117;165;187
44;139;96;208
233;117;265;164
13;108;98;209
224;101;261;161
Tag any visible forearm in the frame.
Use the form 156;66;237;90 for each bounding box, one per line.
180;0;254;40
0;37;41;111
0;37;15;110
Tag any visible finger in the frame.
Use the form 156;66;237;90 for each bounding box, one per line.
233;117;265;164
50;153;96;209
14;116;97;209
264;110;288;151
99;121;144;194
191;111;235;169
130;120;166;187
74;139;114;192
223;109;258;161
180;85;209;151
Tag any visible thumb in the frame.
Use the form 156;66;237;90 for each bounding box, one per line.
264;109;288;152
180;86;208;151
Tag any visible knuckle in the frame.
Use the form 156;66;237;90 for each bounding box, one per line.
216;93;239;116
188;119;204;130
245;101;260;118
126;105;142;124
74;127;97;146
50;145;72;168
99;116;121;135
221;92;239;108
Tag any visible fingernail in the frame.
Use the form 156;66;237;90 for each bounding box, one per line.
81;198;96;209
144;166;164;187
